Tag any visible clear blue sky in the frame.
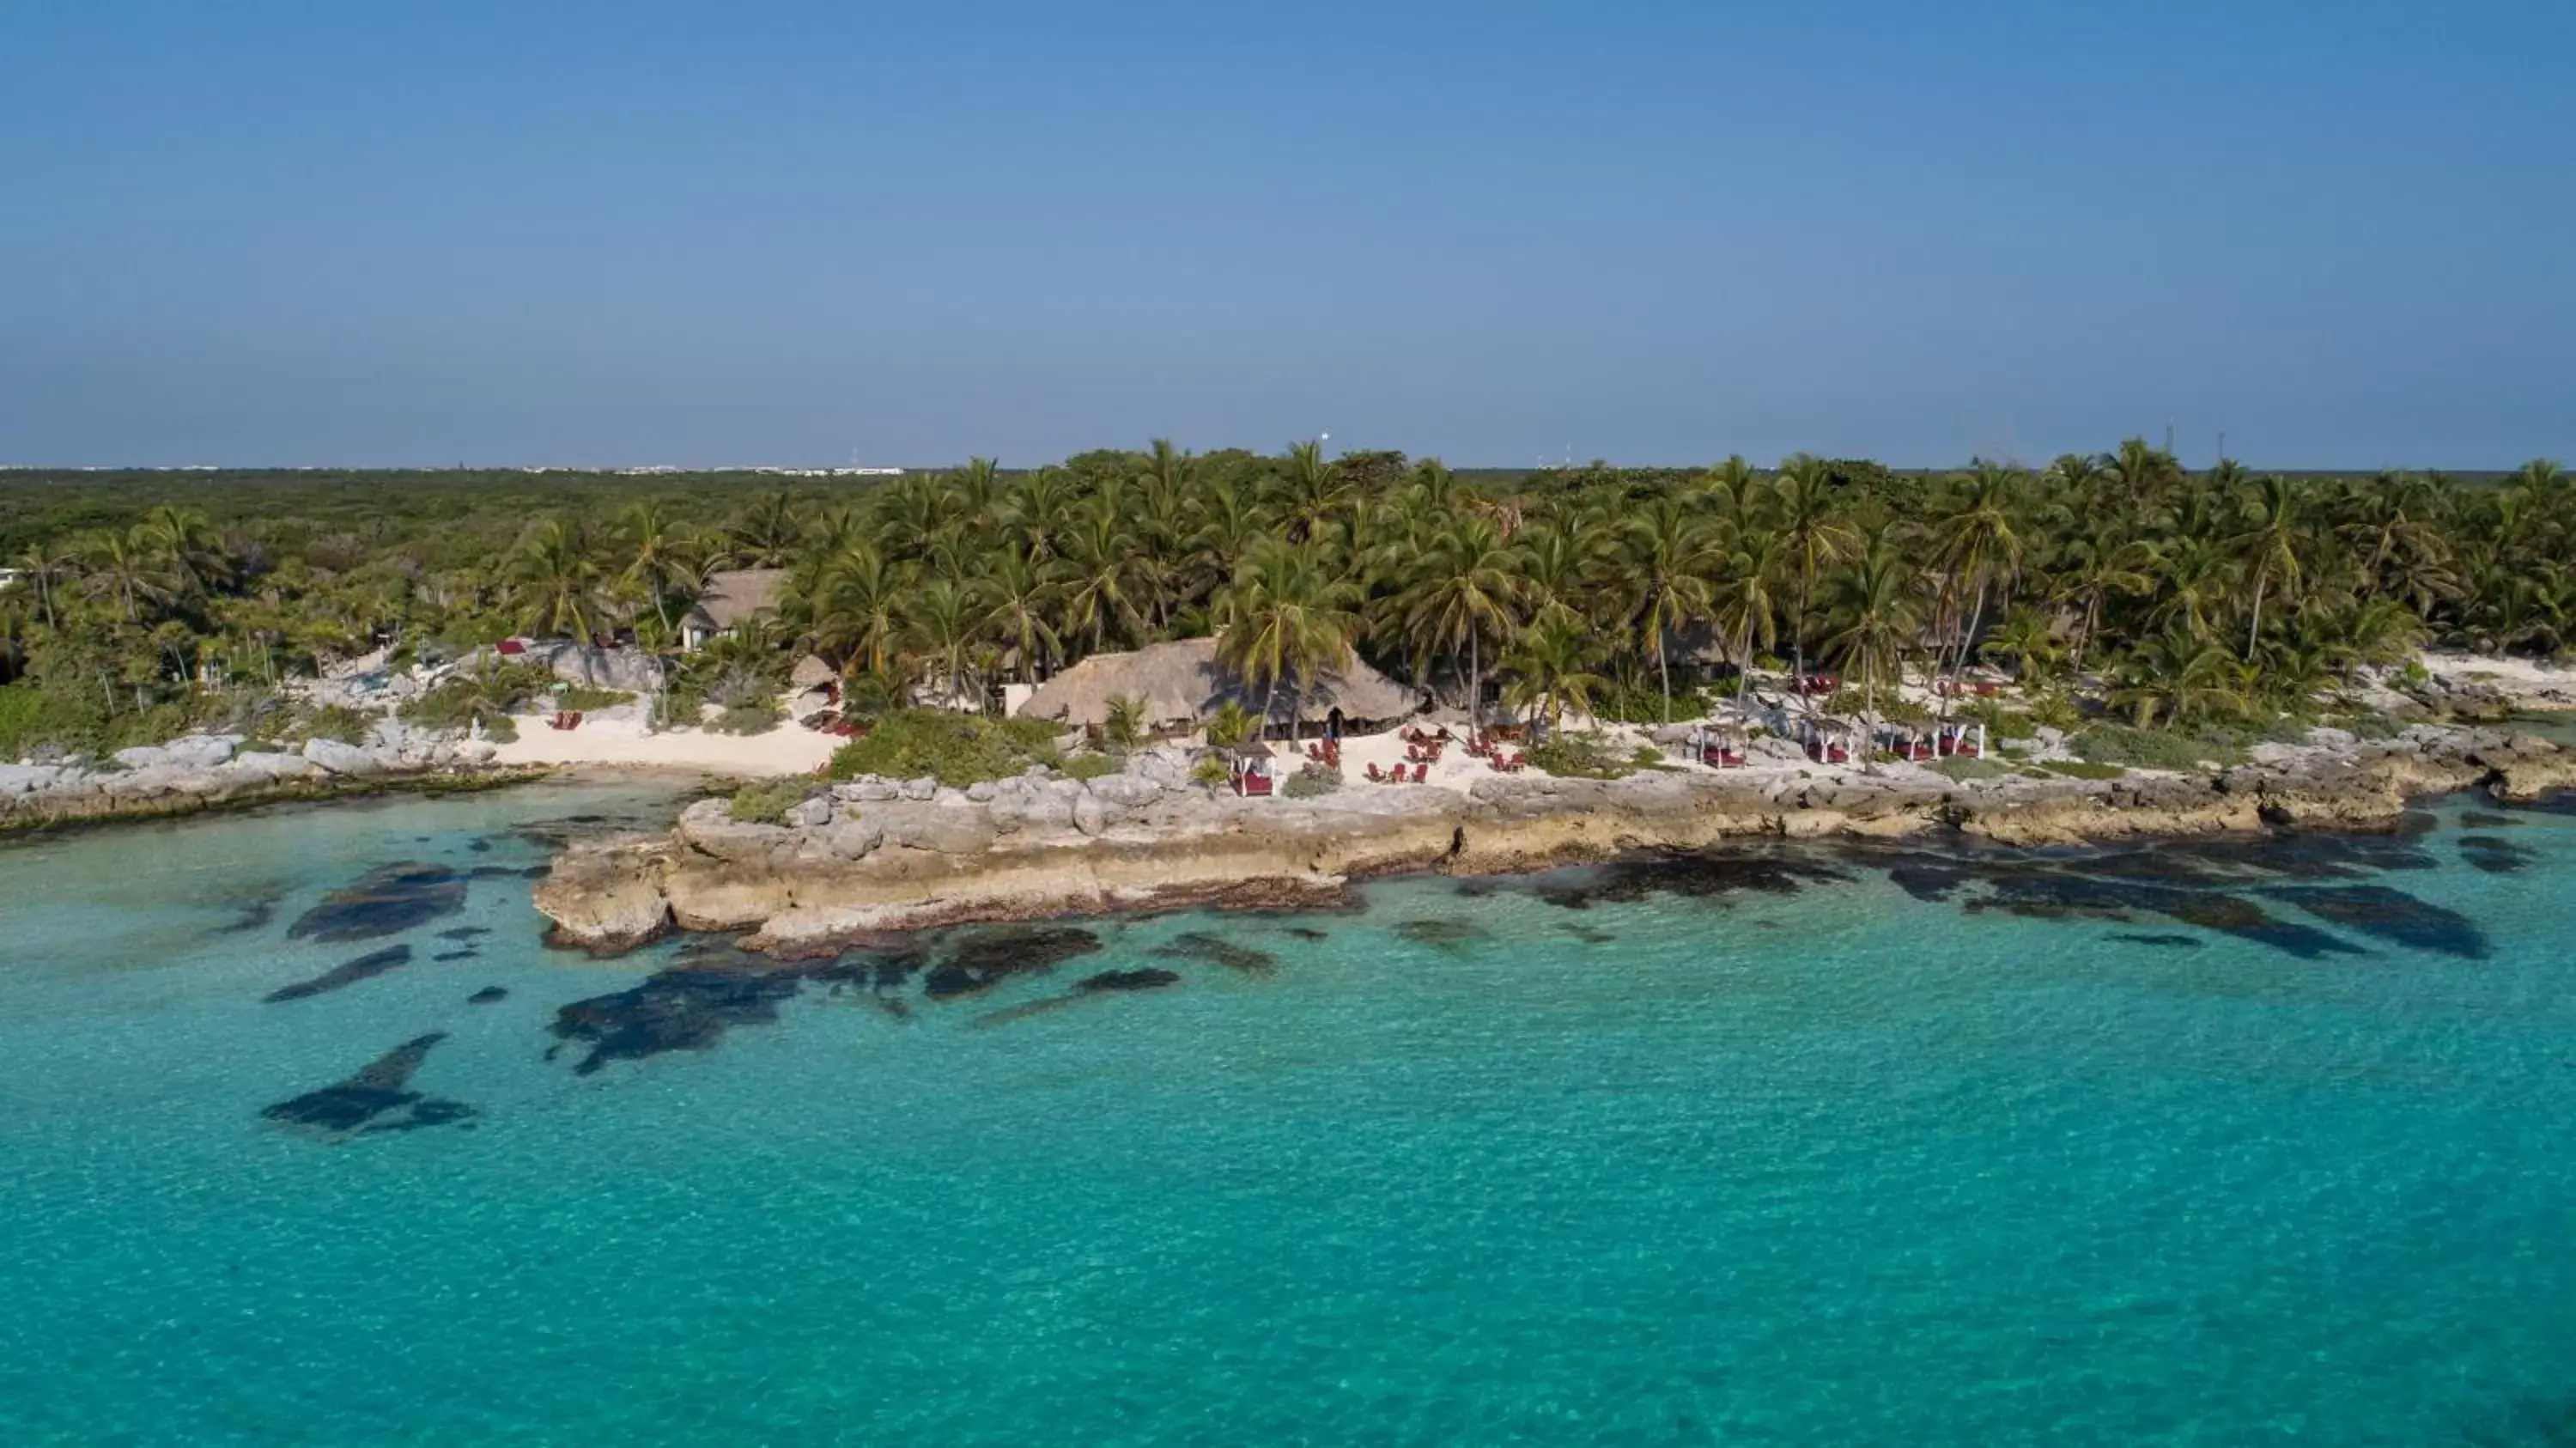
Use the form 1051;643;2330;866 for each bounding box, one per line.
3;1;2568;470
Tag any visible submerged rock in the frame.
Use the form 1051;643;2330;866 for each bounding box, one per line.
1528;851;1850;910
432;949;478;962
1150;931;1278;974
286;863;467;944
547;946;880;1074
210;893;283;936
1073;967;1182;993
2265;885;2490;959
261;1033;477;1138
922;927;1104;1000
1395;919;1492;950
468;986;509;1004
264;945;414;1003
2107;933;2203;949
2458;836;2537;875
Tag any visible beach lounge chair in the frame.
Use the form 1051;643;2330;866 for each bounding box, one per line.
1365;763;1385;783
1411;763;1429;784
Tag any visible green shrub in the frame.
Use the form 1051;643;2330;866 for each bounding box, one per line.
1528;731;1635;780
1061;752;1119;782
1964;699;2038;741
1282;762;1341;799
1631;745;1664;766
825;709;1062;788
708;700;782;735
2070;725;2244;771
1929;757;2015;781
0;684;41;758
403;660;552;733
1190;756;1229;788
2039;759;2127;781
728;779;812;824
298;703;374;745
551;685;634;713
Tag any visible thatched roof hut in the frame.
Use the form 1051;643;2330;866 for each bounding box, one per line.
1016;637;1419;733
789;654;837;690
681;569;787;648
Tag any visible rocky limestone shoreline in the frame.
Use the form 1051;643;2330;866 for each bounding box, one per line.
0;721;530;831
532;725;2576;958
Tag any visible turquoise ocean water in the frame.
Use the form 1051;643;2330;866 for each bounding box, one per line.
3;782;2574;1445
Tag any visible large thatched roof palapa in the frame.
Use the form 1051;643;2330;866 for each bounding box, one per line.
1016;637;1419;729
685;569;787;631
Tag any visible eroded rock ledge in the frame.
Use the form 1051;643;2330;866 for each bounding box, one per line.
533;727;2576;957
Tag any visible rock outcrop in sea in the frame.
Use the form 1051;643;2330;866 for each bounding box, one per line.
532;727;2576;957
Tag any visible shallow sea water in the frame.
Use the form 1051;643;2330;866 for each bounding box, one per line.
3;782;2574;1445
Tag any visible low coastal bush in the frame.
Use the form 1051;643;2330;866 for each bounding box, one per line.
1929;757;2015;781
550;685;634;714
1061;752;1119;782
1587;684;1714;726
1190;756;1229;788
0;684;42;758
296;703;374;745
404;660;551;735
2070;725;2245;771
727;779;811;824
708;700;782;735
1963;699;2039;741
1528;731;1636;780
1282;762;1341;799
826;709;1061;788
2040;759;2128;781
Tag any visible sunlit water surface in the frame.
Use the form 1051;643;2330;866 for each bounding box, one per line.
3;782;2574;1445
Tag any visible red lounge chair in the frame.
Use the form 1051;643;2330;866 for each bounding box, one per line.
1411;763;1429;784
1365;763;1385;783
497;638;526;657
1975;681;1999;697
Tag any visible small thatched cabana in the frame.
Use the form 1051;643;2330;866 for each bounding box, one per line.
1015;637;1419;737
681;569;787;651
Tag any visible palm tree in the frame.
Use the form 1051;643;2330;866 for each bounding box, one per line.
14;540;73;629
1768;454;1856;684
1271;441;1352;544
811;540;909;681
1216;539;1362;741
506;518;605;641
1103;693;1148;749
1396;514;1526;729
81;528;176;624
1932;462;2027;692
2231;474;2308;660
1500;612;1606;736
1059;502;1139;654
1711;530;1786;704
1819;542;1925;745
726;489;807;568
904;575;981;710
1625;496;1722;721
981;545;1062;685
618;501;698;634
2099;437;2182;513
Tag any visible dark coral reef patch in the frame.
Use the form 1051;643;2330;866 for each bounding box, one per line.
286;863;467;944
262;1033;476;1139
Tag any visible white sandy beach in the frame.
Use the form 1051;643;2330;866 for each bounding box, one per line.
490;714;840;776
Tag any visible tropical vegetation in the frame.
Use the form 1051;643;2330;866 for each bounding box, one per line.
2;447;2569;762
